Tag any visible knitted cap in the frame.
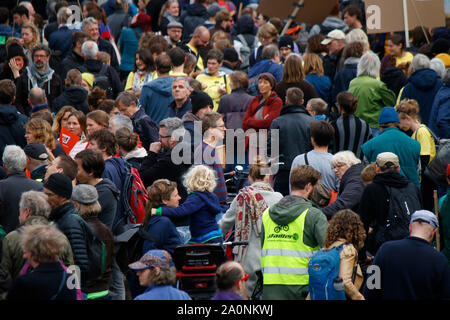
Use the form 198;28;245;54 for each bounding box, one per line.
7;43;26;60
44;173;73;199
378;106;400;124
190;90;213;115
72;184;98;205
278;35;294;50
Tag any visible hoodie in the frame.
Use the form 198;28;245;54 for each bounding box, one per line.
260;195;328;300
400;68;443;126
429;82;450;139
52;86;89;114
95;178;120;230
180;3;209;41
80;59;122;99
157;191;222;239
139;76;174;124
0;104;28;161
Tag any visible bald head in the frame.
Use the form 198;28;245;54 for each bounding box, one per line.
28;87;46;106
192;26;210;49
215;261;246;296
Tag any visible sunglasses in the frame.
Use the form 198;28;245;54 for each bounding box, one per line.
234;273;249;286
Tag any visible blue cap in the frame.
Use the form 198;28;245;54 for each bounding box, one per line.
378;107;400;125
128;249;174;270
410;210;439;228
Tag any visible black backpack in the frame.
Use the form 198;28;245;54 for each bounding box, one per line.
369;184;422;254
92;64;113;98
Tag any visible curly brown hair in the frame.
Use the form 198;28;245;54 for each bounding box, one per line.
324;209;366;250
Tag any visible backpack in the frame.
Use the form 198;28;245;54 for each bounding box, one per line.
424;139;450;187
92;64;113;98
308;243;347;300
120;160;148;225
368;184;422;254
236;34;258;71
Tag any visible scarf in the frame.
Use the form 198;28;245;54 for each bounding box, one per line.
234;182;274;262
132;70;153;92
27;63;54;92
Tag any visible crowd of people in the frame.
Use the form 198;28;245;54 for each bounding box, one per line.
0;0;449;301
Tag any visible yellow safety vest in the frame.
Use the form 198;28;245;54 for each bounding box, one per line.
261;207;319;286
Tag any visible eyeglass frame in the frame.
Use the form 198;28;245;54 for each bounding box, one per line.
234;273;249;287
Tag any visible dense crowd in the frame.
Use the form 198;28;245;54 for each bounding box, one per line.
0;0;449;301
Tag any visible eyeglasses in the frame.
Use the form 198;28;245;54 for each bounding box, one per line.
214;125;226;129
234;273;249;286
159;134;171;139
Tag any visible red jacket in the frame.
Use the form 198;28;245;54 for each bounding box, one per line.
242;92;283;131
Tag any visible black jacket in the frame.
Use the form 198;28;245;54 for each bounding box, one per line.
80;59;122;99
95;178;120;231
131;108;159;151
52;86;90;114
180;3;209;41
60;50;85;79
49;202;90;292
7;262;77;300
97;38;120;73
0;172;43;234
0;104;28;161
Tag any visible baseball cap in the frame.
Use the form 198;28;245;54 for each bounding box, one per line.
410;210;439;228
321;29;346;45
128;249;174;271
376;152;399;170
167;21;183;30
24;142;49;161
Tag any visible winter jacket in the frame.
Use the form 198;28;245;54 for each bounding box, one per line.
6;262;78;300
51;86;89;114
400;68;443;126
380;66;407;97
49;202;90;292
180;3;209;41
131;108;159;151
361;127;421;188
242;92;283;132
123;147;147;170
322;163;365;219
428;82;449;139
219;182;283;296
274;80;318;106
217;88;253;130
119;26;142;72
48;26;76;59
332;58;358;102
168;98;192;119
60;50;85;79
305;73;332;104
139;76;174;123
363;236;450;300
0;172;43;234
348;75;397;129
322;48;344;81
80;59;122;99
95;178;120;230
260;195;328;300
157;191;222;239
248;60;283;83
97;37;120;73
182;111;201;153
0;104;28;160
1;216;74;280
142;215;182;254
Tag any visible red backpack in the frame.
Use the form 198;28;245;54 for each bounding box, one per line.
121;161;148;224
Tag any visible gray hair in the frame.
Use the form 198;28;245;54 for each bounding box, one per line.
159;117;185;142
3;145;27;173
357;52;380;78
261;44;280;60
173;77;190;90
28;87;46;106
82;16;98;31
331;151;361;168
109;115;133;132
19;191;51;219
430;58;446;78
411;53;430;72
345;29;369;45
81;40;98;59
57;7;72;24
115;91;138;107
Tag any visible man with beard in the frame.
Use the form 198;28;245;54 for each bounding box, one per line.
210;10;233;42
260;165;328;300
181;26;210;76
15;44;63;115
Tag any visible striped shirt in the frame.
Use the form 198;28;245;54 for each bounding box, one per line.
331;114;372;160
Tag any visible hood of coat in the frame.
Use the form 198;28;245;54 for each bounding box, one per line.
96;177;120;200
235;15;256;35
182;111;200;123
124;147;147;160
186;3;208;17
142;76;174;97
62;86;89;105
268;195;315;225
84;59;105;73
408;68;440;90
373;170;411;189
0;104;19;126
193;191;222;213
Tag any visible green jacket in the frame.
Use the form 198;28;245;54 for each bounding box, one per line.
1;216;74;280
261;195;328;300
349;75;397;129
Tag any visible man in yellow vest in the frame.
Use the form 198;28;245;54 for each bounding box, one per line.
261;165;328;300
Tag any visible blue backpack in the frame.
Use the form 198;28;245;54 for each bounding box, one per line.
308;243;347;300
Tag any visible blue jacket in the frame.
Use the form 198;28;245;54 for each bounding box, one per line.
400;68;443;126
140;76;174;124
159;191;221;239
0;24;20;38
134;285;191;300
305;73;332;104
48;26;76;59
332;62;358;103
429;82;450;139
361;127;421;188
248;60;283;83
131;108;159;151
168;98;192;119
143;216;182;255
119;26;142;72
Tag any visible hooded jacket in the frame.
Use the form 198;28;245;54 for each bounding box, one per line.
95;178;120;230
180;3;209;41
143;215;182;254
400;68;443;126
429;82;450;139
260;195;328;300
139;76;174;124
248;60;283;83
332;58;359;102
158;191;222;239
0;104;28;160
48;26;76;59
80;59;122;99
52;86;89;114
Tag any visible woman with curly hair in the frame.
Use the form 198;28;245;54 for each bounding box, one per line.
321;209;366;300
52;105;77;137
21;22;41;61
25;118;66;159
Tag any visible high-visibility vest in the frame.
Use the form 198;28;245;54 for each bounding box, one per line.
261;207;319;286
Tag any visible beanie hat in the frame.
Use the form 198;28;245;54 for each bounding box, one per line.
81;73;94;90
278;35;294;50
435;53;450;68
72;184;98;205
190;90;213;115
258;73;277;90
7;43;26;60
44;173;73;199
378;106;400;125
431;38;450;55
